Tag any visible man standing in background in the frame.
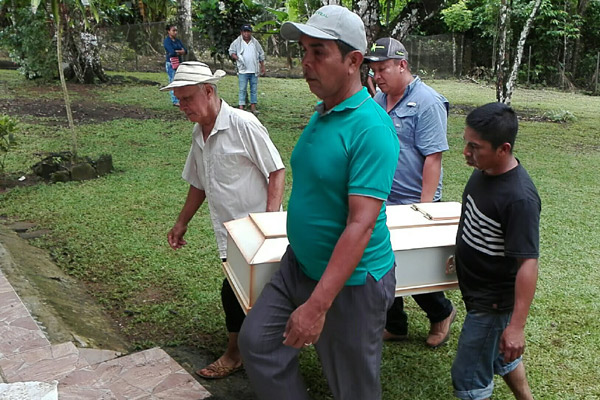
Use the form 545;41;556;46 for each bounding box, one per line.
229;24;266;115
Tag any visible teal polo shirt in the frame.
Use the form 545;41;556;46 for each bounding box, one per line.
287;88;399;285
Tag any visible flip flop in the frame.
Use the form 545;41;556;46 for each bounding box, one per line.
195;358;243;379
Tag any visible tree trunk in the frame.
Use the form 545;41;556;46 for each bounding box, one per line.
389;0;444;41
137;0;146;22
452;33;456;76
55;9;77;160
285;40;293;69
177;0;196;61
355;0;380;46
64;25;108;84
460;33;465;76
504;0;542;105
61;4;107;84
495;0;509;103
385;0;395;25
354;0;380;86
571;0;591;78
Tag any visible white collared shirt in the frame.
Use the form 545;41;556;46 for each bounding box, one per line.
239;41;258;74
182;100;284;258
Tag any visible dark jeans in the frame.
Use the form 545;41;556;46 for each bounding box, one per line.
385;292;453;335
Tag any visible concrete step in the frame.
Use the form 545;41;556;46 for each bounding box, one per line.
0;249;211;400
0;381;58;399
0;341;89;383
78;348;122;366
59;347;210;399
0;272;51;359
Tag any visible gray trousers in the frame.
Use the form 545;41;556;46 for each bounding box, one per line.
238;246;396;400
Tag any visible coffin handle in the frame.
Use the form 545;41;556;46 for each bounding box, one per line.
446;255;456;274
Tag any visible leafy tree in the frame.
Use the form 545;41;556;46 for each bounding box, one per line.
94;0;136;25
136;0;174;22
0;4;57;80
0;0;109;84
577;0;600;90
177;0;196;60
30;0;107;159
194;0;265;64
0;115;17;172
441;0;473;75
532;0;582;88
496;0;543;104
286;0;322;21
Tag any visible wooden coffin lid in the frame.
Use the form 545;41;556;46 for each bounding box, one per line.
225;202;462;263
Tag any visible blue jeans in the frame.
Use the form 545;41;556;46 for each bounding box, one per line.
451;310;522;400
238;73;258;106
165;61;178;105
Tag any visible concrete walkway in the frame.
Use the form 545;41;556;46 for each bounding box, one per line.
0;227;211;399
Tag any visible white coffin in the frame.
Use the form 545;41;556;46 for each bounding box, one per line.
223;202;461;314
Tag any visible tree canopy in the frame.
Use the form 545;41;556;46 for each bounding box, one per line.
0;0;598;92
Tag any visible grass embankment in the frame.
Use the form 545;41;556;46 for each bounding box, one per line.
1;68;599;399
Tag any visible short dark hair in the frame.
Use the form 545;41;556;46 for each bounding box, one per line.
166;24;176;33
335;40;356;59
466;102;518;150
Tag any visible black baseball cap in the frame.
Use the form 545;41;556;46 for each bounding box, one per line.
241;24;253;32
364;37;408;62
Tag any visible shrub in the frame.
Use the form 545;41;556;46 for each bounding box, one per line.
543;109;577;123
0;7;57;80
0;115;18;172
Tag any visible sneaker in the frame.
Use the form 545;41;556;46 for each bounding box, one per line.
383;329;408;341
426;306;457;348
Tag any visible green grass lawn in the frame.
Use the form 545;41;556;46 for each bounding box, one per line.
1;69;599;399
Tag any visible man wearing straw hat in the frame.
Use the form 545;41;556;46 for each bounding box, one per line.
238;6;399;400
161;61;285;379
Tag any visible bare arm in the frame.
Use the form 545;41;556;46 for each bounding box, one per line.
420;152;442;203
266;168;285;212
282;195;384;348
167;185;206;250
260;60;266;76
499;258;538;362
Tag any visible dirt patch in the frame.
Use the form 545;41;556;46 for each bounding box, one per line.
0;96;172;127
0;172;43;193
0;76;175;127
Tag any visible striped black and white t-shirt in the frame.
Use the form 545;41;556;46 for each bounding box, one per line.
455;163;541;313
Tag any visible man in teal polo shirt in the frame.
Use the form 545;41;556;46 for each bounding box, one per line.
238;5;399;400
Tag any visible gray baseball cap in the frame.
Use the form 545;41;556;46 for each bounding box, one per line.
280;5;367;54
364;37;408;62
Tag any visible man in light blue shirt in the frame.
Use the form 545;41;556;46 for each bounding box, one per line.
367;37;457;348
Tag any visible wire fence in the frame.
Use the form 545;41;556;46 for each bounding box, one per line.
96;22;466;79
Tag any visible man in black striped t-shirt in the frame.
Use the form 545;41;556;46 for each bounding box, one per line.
451;103;540;400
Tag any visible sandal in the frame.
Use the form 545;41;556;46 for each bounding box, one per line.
196;358;243;379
